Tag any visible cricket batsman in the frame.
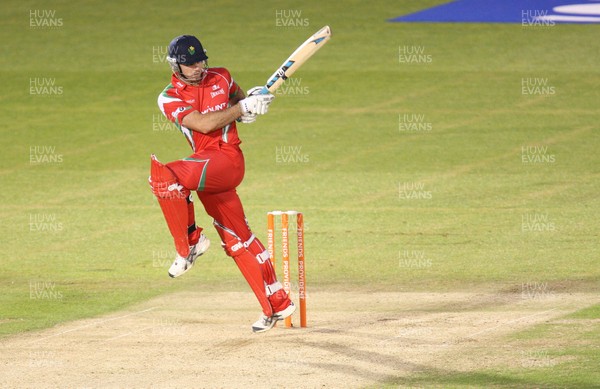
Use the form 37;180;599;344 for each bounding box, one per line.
149;34;295;332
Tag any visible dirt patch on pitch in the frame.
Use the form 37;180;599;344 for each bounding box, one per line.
0;291;597;388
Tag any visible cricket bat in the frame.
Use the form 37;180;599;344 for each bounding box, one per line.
259;25;331;94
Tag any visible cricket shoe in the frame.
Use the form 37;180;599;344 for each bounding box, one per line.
274;301;296;321
251;302;296;333
168;234;210;278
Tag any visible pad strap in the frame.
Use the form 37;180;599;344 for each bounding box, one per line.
256;250;270;264
266;281;283;296
243;234;256;248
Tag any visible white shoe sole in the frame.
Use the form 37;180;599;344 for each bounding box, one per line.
168;258;193;278
251;303;297;333
252;319;277;333
168;236;210;278
274;302;296;320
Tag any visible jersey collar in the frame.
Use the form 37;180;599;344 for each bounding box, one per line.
171;74;191;91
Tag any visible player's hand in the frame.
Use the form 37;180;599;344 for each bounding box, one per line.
239;113;257;124
247;86;266;96
239;94;274;115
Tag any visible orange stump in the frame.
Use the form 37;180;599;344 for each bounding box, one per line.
267;213;275;267
267;210;307;328
297;212;306;328
281;213;291;327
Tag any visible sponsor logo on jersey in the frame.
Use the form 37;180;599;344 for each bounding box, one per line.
210;88;225;98
201;102;227;114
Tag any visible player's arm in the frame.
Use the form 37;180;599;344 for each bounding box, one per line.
182;106;243;134
182;82;246;135
182;92;274;134
229;84;246;105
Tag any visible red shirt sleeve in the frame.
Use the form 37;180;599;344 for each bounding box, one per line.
157;83;194;130
230;79;241;99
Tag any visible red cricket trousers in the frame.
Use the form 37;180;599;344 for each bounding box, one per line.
166;143;260;252
162;143;291;316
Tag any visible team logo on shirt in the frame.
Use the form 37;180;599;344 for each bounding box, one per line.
210;88;225;98
172;106;186;120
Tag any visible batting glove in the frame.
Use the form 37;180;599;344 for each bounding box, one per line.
247;86;267;96
239;94;274;115
239;113;257;124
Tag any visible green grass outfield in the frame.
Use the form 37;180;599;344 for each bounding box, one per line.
1;0;599;387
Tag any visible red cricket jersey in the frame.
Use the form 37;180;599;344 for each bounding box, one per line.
157;68;241;152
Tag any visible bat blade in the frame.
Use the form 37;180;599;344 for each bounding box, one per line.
261;25;331;94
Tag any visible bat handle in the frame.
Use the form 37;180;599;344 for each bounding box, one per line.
258;86;270;94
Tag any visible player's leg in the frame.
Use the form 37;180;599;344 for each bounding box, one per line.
149;155;209;278
199;189;294;332
169;147;293;331
185;195;210;264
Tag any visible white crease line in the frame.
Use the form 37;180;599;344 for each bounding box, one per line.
102;325;157;343
466;308;557;339
27;307;158;344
